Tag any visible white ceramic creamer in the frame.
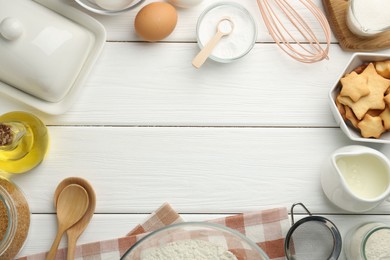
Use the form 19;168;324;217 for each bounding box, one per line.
321;145;390;212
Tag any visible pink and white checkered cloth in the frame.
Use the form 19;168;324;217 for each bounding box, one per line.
17;203;289;260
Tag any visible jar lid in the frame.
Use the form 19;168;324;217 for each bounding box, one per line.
0;0;106;114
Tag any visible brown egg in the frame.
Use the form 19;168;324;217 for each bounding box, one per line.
134;2;177;42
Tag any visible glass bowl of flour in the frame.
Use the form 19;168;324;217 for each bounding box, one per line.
196;2;257;63
121;222;270;260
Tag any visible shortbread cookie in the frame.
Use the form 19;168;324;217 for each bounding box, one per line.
375;60;390;78
337;94;384;121
336;98;346;120
353;63;368;74
340;71;369;102
363;63;390;90
357;114;385;138
367;109;384;118
384;93;390;107
345;105;359;128
335;61;390;139
380;107;390;130
338;63;390;120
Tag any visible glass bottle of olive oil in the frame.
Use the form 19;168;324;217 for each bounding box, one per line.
0;111;49;174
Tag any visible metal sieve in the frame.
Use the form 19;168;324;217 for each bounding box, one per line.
284;203;342;260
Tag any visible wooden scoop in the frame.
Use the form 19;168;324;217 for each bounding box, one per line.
46;184;89;260
54;177;96;260
192;17;234;68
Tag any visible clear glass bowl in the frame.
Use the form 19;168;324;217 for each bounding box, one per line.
75;0;145;15
196;2;257;63
121;222;270;259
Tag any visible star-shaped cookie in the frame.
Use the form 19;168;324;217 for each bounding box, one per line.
357;114;385;138
375;60;390;78
384;93;390;107
345;105;359;128
340;71;369;102
338;63;390;120
335;98;346;120
380;107;390;130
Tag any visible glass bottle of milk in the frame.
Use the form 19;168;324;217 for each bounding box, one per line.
347;0;390;37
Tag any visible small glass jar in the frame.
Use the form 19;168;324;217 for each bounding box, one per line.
344;222;390;259
0;176;30;259
196;2;257;63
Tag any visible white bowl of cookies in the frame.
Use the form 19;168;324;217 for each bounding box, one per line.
329;53;390;143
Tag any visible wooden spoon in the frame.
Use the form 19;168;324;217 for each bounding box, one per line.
54;177;96;260
192;17;234;68
46;184;89;260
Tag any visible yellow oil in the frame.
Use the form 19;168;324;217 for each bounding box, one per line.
0;111;49;174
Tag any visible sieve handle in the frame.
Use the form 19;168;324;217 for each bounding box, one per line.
290;202;312;225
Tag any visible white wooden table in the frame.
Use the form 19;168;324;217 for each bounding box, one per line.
3;0;390;259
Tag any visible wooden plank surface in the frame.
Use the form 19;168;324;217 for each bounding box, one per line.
10;126;390;214
2;43;385;126
2;0;390;259
63;0;339;43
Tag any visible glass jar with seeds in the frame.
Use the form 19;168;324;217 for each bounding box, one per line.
0;176;30;259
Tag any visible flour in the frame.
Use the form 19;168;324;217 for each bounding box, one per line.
140;239;238;260
345;223;390;260
197;3;256;60
365;228;390;259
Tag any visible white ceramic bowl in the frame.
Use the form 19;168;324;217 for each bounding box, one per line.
75;0;145;15
329;53;390;143
168;0;203;8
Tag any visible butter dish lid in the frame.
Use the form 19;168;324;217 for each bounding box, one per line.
0;0;106;114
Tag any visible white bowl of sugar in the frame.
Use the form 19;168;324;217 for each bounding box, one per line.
196;2;257;63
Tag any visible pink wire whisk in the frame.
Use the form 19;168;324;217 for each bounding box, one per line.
257;0;331;63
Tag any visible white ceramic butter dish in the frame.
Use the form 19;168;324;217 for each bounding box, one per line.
0;0;106;114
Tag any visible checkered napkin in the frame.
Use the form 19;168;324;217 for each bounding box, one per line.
17;203;289;260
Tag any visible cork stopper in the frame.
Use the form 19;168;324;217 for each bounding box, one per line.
0;124;13;146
